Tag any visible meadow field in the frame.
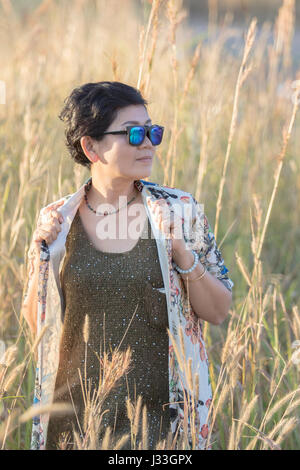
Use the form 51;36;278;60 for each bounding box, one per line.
0;0;300;450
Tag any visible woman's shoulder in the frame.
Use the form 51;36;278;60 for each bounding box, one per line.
143;179;195;201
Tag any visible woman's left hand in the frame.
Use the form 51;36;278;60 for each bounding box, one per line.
151;199;187;255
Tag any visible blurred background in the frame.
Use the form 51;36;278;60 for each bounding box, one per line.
6;0;300;71
0;0;300;450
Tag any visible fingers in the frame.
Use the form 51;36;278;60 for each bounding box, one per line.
44;201;64;222
44;200;65;213
48;214;63;230
49;209;64;224
150;199;184;240
41;209;64;225
33;229;54;245
34;227;57;244
34;214;64;246
43;221;62;233
32;201;65;248
158;209;183;239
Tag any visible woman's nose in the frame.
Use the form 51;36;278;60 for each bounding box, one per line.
142;134;154;147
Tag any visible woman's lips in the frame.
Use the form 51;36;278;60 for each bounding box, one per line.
137;157;153;162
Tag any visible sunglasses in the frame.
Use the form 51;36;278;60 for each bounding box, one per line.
100;124;164;146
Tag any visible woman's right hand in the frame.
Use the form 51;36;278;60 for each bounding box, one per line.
33;200;65;248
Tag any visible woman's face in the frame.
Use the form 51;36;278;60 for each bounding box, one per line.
85;104;157;180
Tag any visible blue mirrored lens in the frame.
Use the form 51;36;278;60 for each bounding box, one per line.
150;126;163;145
129;127;145;145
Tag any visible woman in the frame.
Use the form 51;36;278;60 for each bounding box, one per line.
21;81;234;450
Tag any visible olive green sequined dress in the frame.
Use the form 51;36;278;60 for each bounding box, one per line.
46;209;170;450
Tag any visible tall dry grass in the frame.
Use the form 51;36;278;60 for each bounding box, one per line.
0;0;300;449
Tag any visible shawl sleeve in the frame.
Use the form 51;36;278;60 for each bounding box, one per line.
21;201;58;324
20;208;44;336
185;195;234;293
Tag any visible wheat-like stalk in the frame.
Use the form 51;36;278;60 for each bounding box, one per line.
141;403;148;450
213;18;257;238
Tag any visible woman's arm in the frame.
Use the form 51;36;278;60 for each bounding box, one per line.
173;247;232;325
171;195;234;325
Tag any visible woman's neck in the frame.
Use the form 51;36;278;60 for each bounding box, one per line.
87;174;140;208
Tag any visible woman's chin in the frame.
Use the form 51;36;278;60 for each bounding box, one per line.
135;169;152;179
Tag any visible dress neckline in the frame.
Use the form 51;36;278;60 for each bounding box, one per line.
74;209;150;256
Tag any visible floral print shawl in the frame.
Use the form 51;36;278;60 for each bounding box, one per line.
23;176;234;450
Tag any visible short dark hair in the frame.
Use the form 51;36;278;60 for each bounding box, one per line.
58;81;148;169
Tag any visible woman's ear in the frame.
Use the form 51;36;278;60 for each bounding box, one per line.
80;136;99;163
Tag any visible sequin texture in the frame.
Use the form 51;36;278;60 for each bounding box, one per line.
46;209;170;449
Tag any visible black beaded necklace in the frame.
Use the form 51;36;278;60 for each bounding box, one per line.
84;178;138;216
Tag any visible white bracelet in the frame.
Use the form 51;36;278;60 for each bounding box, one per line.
172;250;199;274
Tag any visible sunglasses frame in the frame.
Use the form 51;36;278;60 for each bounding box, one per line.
100;124;165;146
